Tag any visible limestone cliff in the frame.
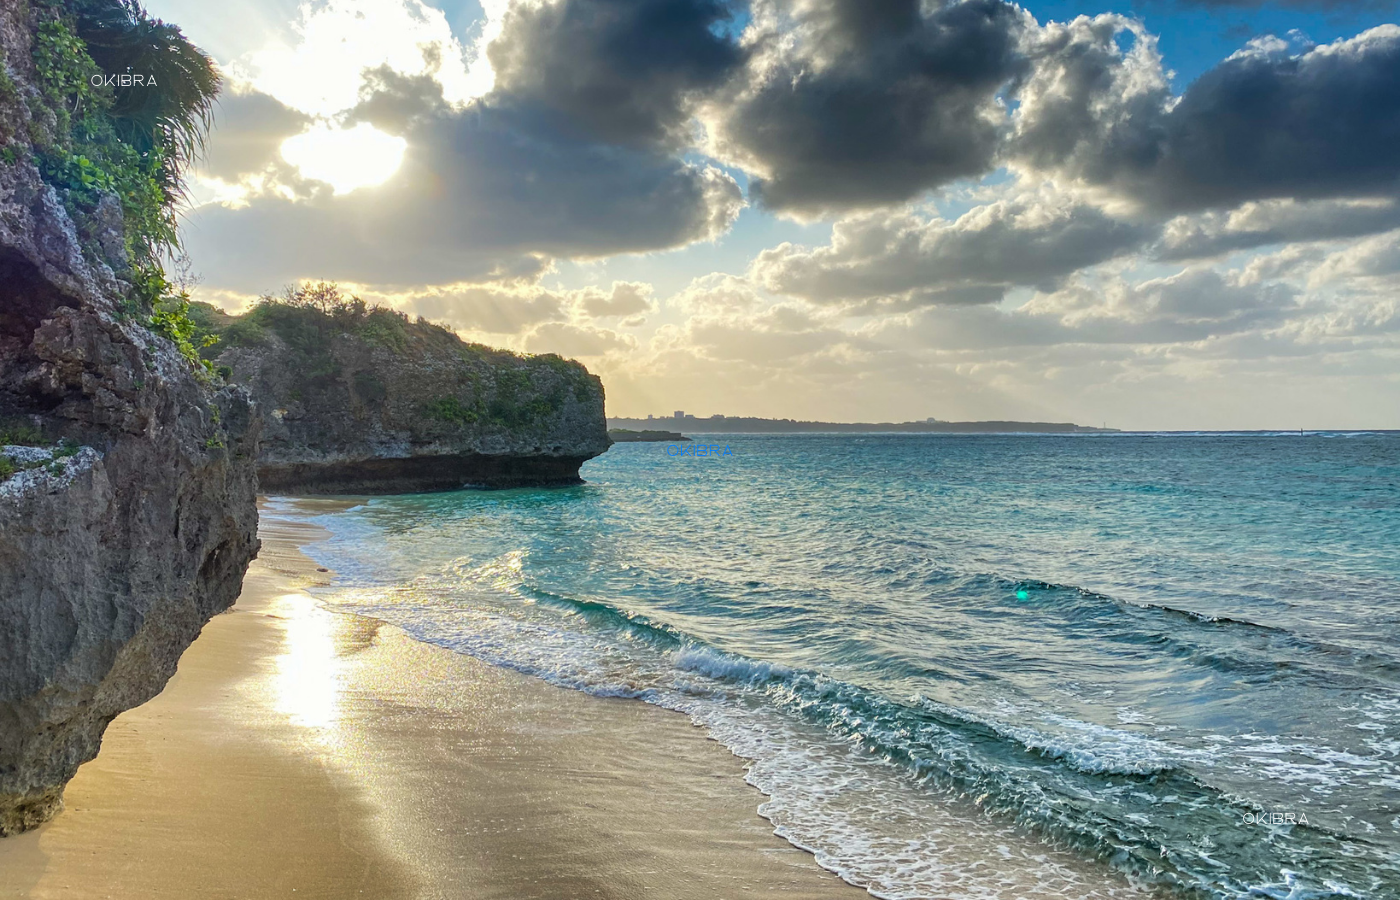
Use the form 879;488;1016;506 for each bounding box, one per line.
0;1;259;834
197;289;611;494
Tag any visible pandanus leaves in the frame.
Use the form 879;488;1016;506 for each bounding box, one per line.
68;0;219;200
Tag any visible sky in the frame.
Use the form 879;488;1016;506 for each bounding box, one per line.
143;0;1400;429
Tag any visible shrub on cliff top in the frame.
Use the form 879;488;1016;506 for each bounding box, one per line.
210;284;416;356
195;283;600;422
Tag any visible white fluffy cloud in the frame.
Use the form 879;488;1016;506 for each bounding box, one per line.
525;322;637;357
239;0;480;115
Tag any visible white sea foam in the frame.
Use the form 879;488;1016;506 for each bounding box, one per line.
671;645;793;685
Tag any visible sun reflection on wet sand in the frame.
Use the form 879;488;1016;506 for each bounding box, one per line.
270;592;342;732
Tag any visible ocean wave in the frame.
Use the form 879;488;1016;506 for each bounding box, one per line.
984;576;1400;688
672;645;795;685
315;569;1396;900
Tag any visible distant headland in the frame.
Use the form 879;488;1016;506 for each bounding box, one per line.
609;429;691;443
609;413;1118;434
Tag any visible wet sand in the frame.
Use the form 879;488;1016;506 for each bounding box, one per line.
0;501;862;900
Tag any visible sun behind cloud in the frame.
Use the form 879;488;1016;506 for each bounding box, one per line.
280;122;407;194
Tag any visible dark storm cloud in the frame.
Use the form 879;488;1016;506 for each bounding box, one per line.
487;0;745;148
1016;24;1400;213
716;8;1400;222
1152;30;1400;209
715;0;1032;215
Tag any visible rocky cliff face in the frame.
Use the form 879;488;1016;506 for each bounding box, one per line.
0;3;260;834
205;297;611;494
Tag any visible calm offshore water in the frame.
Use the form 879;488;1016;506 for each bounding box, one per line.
292;433;1400;899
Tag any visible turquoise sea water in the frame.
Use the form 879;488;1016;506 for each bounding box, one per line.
290;433;1400;899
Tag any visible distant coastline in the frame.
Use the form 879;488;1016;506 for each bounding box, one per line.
608;415;1118;434
609;429;691;443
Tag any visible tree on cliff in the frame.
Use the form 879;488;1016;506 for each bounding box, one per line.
65;0;218;193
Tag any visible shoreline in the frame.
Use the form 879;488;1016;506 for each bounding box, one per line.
0;499;862;899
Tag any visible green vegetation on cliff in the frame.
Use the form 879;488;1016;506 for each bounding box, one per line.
23;0;217;263
195;283;426;380
191;283;602;434
15;0;219;368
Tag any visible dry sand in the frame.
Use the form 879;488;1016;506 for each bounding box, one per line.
0;502;862;900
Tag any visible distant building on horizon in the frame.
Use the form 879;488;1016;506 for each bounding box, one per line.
674;410;685;419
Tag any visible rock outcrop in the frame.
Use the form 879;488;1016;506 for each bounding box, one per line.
200;294;611;494
0;3;260;834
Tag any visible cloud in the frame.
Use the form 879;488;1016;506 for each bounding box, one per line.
713;10;1400;225
1167;0;1398;13
185;75;742;291
682;303;856;362
1015;23;1400;214
200;85;312;182
750;194;1154;307
573;281;655;317
1158;198;1400;260
175;0;1400;432
401;285;566;333
1304;228;1400;285
1012;16;1170;193
487;0;744;149
240;0;479;115
593;254;1394;428
525;322;637;356
668;273;765;313
711;0;1031;215
390;279;658;333
1020;267;1301;343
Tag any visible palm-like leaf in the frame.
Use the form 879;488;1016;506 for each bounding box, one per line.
69;0;219;196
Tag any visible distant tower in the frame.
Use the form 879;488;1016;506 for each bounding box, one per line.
674;410;685;419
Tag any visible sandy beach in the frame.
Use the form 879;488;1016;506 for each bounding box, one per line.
0;501;861;900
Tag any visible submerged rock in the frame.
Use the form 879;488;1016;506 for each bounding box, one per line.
199;294;611;494
0;2;260;834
